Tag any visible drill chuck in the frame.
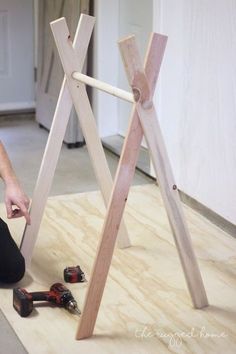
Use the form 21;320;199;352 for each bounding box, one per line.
66;300;81;315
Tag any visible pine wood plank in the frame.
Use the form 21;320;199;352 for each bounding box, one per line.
119;35;208;309
0;186;235;353
21;15;130;266
50;17;130;251
20;14;95;266
76;32;168;340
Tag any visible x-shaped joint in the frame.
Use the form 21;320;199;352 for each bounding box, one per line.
49;17;131;254
22;14;208;340
76;31;208;340
20;15;131;266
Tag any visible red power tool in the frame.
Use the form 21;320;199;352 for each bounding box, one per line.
13;283;81;317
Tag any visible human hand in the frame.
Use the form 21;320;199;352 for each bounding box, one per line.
4;181;31;224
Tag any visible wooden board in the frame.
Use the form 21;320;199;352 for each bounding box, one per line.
76;31;207;339
76;32;168;339
0;184;235;353
21;14;95;266
118;35;208;309
21;15;130;267
50;17;130;250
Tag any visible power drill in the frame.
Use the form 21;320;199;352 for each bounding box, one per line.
13;283;81;317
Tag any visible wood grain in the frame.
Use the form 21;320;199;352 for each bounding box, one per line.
50;17;131;251
0;185;235;353
119;35;208;310
76;32;168;340
21;15;130;267
21;14;95;266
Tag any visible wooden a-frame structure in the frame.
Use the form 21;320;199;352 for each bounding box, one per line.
20;15;131;267
21;14;208;340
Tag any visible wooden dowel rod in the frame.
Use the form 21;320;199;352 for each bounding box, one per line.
72;71;134;103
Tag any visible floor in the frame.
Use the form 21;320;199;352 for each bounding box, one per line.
0;184;235;353
0;116;235;353
0;115;153;353
0;115;152;199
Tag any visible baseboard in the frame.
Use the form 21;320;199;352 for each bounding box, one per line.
102;134;236;238
102;135;150;175
179;191;236;238
0;101;35;114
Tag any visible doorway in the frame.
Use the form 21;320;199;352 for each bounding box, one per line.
0;0;34;112
94;0;153;174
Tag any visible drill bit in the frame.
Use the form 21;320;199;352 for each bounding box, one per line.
66;300;81;315
74;306;82;316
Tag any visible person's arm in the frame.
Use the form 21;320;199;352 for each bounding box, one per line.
0;141;30;224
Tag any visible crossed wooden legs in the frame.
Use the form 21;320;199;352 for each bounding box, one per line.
75;33;208;339
28;14;208;339
20;15;130;266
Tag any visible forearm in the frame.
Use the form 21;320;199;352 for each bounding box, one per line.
0;141;18;186
0;141;30;224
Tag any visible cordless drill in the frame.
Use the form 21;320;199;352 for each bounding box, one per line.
13;283;81;317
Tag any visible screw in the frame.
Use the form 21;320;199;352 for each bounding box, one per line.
132;87;141;102
173;184;177;190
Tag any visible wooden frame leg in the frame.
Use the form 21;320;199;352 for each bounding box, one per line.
76;32;168;340
20;14;95;266
21;15;130;266
119;35;208;310
50;17;130;250
25;13;208;339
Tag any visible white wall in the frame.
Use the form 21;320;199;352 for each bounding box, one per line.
93;0;153;143
153;0;236;225
93;0;119;137
94;0;236;225
118;0;153;138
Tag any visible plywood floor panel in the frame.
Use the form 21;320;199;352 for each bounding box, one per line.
0;184;235;353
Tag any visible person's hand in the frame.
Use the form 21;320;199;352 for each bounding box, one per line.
4;180;31;224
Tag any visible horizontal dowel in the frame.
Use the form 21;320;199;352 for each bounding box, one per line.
72;71;135;103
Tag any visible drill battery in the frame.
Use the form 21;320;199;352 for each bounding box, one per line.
64;265;86;283
13;288;34;317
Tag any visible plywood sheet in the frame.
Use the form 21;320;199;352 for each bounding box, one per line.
0;184;235;353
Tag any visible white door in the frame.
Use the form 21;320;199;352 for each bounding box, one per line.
36;0;89;145
118;0;153;138
0;0;35;112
